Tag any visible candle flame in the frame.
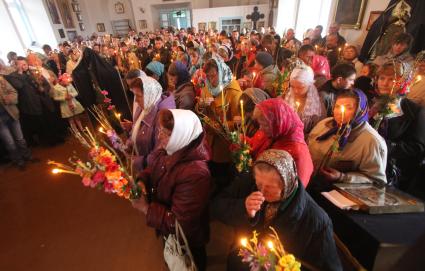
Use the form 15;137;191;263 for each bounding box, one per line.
341;105;345;113
267;240;274;250
417;75;422;81
240;238;248;247
52;168;61;174
99;127;105;133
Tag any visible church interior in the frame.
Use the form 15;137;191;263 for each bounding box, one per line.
1;0;425;270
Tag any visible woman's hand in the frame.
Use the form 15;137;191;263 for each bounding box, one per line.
245;191;265;218
131;196;149;215
320;167;342;182
121;119;133;131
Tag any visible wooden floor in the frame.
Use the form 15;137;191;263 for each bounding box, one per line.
0;138;233;271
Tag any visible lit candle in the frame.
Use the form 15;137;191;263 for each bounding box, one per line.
267;240;274;250
295;101;300;113
252;72;256;85
220;85;225;108
240;100;246;142
240;238;248;247
341;105;345;124
417;75;422;82
115;113;121;120
98;127;106;134
315;45;318;52
51;168;78;175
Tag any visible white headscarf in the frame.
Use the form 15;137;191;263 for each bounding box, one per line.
131;74;163;145
290;66;315;85
165;109;203;155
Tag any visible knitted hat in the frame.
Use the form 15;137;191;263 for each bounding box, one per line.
255;51;273;68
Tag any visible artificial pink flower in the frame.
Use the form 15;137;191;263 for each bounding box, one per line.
101;90;109;95
107;105;115;110
104;98;112;103
82;176;92;187
92;171;106;186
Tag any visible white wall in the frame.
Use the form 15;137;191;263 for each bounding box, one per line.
193;4;269;32
333;0;391;47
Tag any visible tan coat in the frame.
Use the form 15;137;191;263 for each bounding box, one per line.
201;79;242;162
0;75;19;120
308;117;388;184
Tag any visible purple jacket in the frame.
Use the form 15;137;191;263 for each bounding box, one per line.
133;94;175;171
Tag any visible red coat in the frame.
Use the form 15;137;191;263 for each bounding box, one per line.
248;131;313;188
143;133;211;247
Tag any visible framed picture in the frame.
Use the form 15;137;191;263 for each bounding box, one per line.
138;20;147;29
67;30;77;41
56;0;75;29
333;0;368;30
198;22;206;32
366;11;383;31
208;21;216;31
71;3;80;12
76;12;82;21
97;23;106;32
243;21;252;31
45;0;61;24
114;2;124;14
79;23;85;31
58;28;65;38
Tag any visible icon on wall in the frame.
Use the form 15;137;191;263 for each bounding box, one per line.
45;0;61;24
79;23;85;31
97;23;106;32
208;21;217;31
138;20;147;29
198;22;206;32
56;0;75;29
58;28;65;38
115;2;124;14
67;30;78;41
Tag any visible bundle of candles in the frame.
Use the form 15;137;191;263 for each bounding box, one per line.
239;227;301;271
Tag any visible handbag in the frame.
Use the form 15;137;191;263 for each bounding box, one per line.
163;219;197;271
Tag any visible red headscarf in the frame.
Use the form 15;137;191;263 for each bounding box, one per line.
249;98;305;159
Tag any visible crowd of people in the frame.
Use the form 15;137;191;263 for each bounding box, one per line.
1;22;425;270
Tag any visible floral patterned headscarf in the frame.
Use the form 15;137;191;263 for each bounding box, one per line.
255;149;299;200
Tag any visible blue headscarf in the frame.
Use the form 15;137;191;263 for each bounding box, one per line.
205;56;233;97
169;61;191;89
316;89;369;150
146;61;164;77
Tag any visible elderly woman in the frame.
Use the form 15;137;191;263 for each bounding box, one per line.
284;66;326;136
239;88;270;137
201;56;242;167
167;60;196;110
212;149;342;271
131;109;211;271
308;89;387;184
248;98;313;187
127;74;175;171
370;62;425;196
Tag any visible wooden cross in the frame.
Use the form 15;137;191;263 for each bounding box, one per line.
246;6;265;31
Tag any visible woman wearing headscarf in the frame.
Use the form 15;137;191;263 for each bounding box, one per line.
248;98;313;187
308;89;387;185
145;60;167;91
201;56;242;187
167;60;196;110
212;149;342;271
284;66;326;136
371;62;425;197
127;74;176;171
239;88;270;137
131;109;211;271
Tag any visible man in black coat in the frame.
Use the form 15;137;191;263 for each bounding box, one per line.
211;149;342;271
